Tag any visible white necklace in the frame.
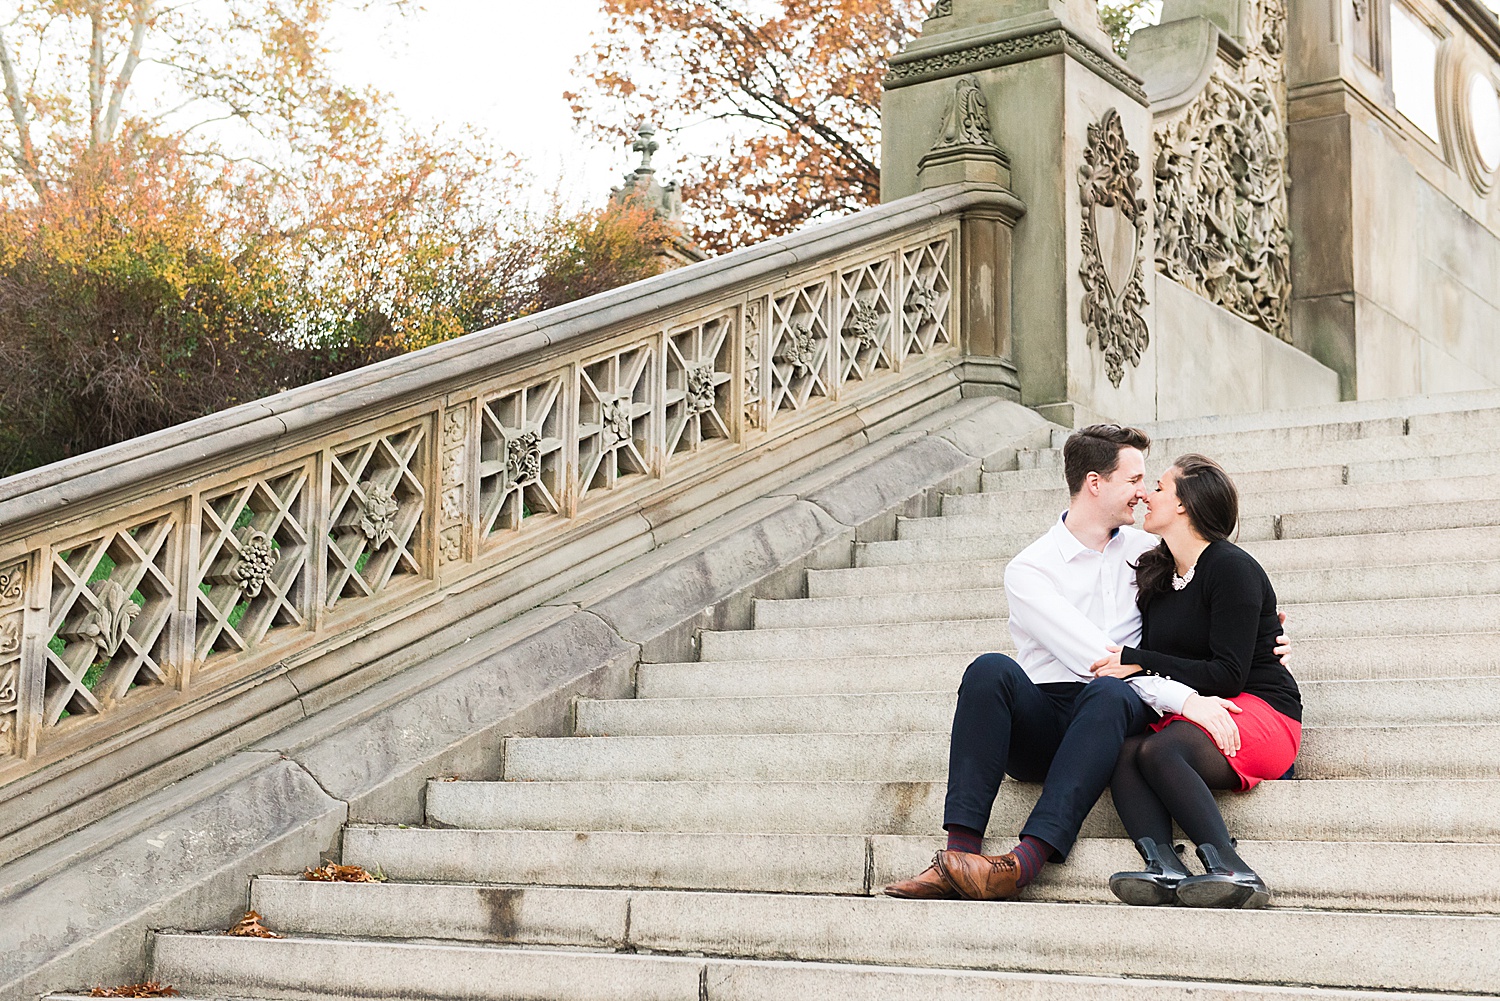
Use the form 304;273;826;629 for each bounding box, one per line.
1171;565;1196;591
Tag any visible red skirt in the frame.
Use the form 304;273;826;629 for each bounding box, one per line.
1150;692;1302;790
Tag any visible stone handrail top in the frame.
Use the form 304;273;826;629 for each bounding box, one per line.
0;181;1023;532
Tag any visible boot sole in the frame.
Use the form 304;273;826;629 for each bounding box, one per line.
1176;878;1255;909
1108;874;1178;906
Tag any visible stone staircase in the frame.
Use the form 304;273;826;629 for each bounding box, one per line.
75;400;1500;998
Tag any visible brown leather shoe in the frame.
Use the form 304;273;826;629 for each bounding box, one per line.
883;854;960;899
937;849;1023;901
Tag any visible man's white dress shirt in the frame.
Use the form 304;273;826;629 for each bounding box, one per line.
1003;513;1195;715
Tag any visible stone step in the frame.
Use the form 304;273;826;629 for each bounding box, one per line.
141;929;1500;1000
335;827;1500;914
592;678;1500;731
424;776;1500;844
895;509;1284;543
946;472;1500;520
807;558;1500;604
512;725;1500;781
698;624;1500;679
157;885;1500;995
641;646;1500;695
1276;499;1500;539
854;525;1500;569
984;427;1476;492
757;585;1500;632
718;596;1500;651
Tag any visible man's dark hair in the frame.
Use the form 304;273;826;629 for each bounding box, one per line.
1062;423;1151;495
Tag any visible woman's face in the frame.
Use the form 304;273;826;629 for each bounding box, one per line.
1143;466;1187;535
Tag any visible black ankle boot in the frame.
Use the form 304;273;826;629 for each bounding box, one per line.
1175;843;1270;909
1108;837;1192;906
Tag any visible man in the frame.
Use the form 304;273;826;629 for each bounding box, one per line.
884;424;1287;901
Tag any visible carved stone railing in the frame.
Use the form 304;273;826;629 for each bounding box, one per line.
0;182;1021;818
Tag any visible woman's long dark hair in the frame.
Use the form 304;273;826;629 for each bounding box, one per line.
1134;454;1240;609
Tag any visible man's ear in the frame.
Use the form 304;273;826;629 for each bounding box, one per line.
1084;471;1101;495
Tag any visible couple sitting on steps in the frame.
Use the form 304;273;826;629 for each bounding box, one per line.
886;423;1301;908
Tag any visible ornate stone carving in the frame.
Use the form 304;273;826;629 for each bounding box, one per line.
845;301;882;350
907;281;942;325
1152;0;1290;337
685;363;718;415
0;565;23;607
439;527;463;565
358;482;400;549
0;663;15;754
775;325;820;376
0;618;18;655
506;430;543;483
1079;109;1149;388
232;529;278;599
932;75;1003;152
601;399;634;444
932;0;953;16
61;580;141;662
886;29;1148;106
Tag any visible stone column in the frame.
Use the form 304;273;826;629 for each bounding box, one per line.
882;0;1158;425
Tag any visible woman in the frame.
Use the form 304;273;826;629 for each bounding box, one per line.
1089;454;1302;909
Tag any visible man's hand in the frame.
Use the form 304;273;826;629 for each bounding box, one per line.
1275;610;1291;668
1181;694;1243;756
1090;644;1142;680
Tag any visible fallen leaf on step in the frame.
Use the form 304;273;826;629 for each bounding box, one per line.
224;909;282;938
303;860;383;882
88;982;178;998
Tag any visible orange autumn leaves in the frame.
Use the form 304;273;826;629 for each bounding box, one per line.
569;0;930;254
0;2;672;476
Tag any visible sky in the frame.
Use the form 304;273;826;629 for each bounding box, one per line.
325;0;639;211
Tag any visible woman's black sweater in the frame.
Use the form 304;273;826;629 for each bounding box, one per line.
1121;540;1302;721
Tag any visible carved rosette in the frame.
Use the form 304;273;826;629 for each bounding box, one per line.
232;530;278;599
358;482;401;549
1079;109;1150;388
506;430;543;483
1152;0;1291;338
600;398;634;444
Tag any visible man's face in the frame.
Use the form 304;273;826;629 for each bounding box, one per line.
1094;447;1147;528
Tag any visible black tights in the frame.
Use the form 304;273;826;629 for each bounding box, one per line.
1111;721;1248;867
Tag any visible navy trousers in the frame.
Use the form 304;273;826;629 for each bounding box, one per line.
943;653;1153;860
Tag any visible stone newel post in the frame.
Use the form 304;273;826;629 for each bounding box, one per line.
882;0;1159;425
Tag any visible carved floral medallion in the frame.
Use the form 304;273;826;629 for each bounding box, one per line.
506;430;543;483
358;482;401;549
61;579;141;663
776;325;820;376
1079;109;1149;388
601;399;634;444
845;301;882;351
232;529;279;599
685;363;718;415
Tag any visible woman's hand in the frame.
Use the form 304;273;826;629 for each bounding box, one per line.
1090;644;1142;680
1181;694;1244;757
1274;610;1292;668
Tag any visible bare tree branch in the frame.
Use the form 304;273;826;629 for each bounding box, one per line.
0;23;42;193
104;0;156;142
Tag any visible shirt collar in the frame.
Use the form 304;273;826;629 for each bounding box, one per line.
1052;511;1119;562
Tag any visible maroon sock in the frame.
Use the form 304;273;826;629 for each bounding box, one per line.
1009;835;1053;887
945;825;984;855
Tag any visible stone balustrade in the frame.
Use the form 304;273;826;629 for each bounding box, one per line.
0;181;1022;855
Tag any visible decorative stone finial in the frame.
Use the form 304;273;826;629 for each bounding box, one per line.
631;120;660;176
917;76;1012;189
